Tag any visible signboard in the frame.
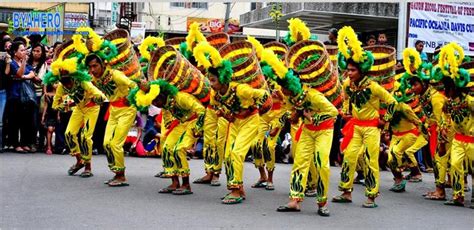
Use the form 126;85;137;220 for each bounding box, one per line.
64;13;89;29
130;22;146;44
408;2;474;56
187;17;241;34
111;2;120;27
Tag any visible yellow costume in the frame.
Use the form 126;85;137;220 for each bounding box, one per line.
211;82;270;189
54;80;106;164
339;76;397;198
203;105;228;175
94;69;137;173
287;88;338;203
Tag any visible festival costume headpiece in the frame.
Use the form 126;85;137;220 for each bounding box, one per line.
128;79;179;112
43;57;91;85
179;22;207;61
431;42;471;88
72;27;119;64
283;18;316;47
193;41;233;84
337;26;374;73
260;48;302;96
138;36;165;73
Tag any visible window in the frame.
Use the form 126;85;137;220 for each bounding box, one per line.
170;2;208;9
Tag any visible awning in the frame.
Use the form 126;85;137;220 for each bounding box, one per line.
240;2;399;34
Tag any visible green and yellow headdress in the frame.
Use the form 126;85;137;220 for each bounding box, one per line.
128;79;179;112
193;41;233;84
43;57;91;85
283;18;316;47
431;42;470;87
337;26;374;73
72;27;119;63
180;22;207;61
260;48;302;95
138;36;165;73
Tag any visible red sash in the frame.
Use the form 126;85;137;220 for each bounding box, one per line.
340;118;379;152
429;124;438;157
454;133;474;143
393;128;420;137
304;119;335;132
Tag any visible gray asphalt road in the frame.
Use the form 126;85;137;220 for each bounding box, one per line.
0;153;472;229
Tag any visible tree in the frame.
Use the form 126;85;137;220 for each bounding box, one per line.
269;3;283;42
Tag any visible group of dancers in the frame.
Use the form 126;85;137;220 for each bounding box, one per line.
43;18;473;216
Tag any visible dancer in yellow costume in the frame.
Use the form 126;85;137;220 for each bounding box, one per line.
429;43;473;207
85;54;137;187
193;41;270;204
332;27;399;208
130;79;205;195
43;57;107;177
257;49;337;216
247;36;286;191
386;48;430;192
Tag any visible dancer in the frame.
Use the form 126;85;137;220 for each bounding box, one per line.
130;79;205;195
259;49;337;216
193;41;270;204
332;26;398;208
44;57;107;177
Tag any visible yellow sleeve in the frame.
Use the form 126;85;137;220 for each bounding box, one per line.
81;81;107;104
162;109;174;129
52;84;65;110
468;95;474;112
341;79;350;115
371;81;397;121
112;70;137;88
236;83;270;109
307;88;338;125
401;103;421;126
431;92;446;126
176;92;206;133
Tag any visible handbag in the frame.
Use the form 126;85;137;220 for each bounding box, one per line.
19;80;37;105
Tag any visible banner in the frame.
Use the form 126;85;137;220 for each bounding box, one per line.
64;13;89;29
408;2;474;56
130;22;146;44
187;17;241;34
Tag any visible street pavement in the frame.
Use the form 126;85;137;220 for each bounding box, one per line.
1;152;473;229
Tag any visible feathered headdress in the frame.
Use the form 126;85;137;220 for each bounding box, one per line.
128;79;179;112
193;41;233;84
260;49;302;95
180;22;207;60
431;42;470;87
73;27;119;63
337;26;374;73
43;57;91;85
138;36;165;73
395;47;433;102
283;18;316;47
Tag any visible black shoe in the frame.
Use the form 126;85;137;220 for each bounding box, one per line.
317;206;330;217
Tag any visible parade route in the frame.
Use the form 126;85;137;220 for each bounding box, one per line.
1;153;472;229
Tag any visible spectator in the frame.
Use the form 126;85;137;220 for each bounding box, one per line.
415;40;428;62
324;28;338;46
379;131;390;171
41;84;58;155
27;43;48;152
124;113;145;157
0;37;12;152
6;41;37;153
366;34;376;46
377;32;388;46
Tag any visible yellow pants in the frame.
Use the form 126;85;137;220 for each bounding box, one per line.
339;126;380;198
104;105;137;172
65;105;100;164
203;108;227;174
404;135;428;167
225;113;259;189
388;133;418;172
434;143;451;187
289;127;333;203
449;138;474;199
290;122;318;189
162;119;198;177
254;109;282;171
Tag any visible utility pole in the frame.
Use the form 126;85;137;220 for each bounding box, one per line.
224;2;231;32
397;0;408;59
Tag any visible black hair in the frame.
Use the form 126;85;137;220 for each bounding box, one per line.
12;37;27;46
53;42;63;51
366;34;376;41
329;28;338;36
378;32;387;37
346;58;362;74
415;40;424;46
207;67;220;81
0;37;12;52
28;43;47;73
9;41;25;57
85;53;104;66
